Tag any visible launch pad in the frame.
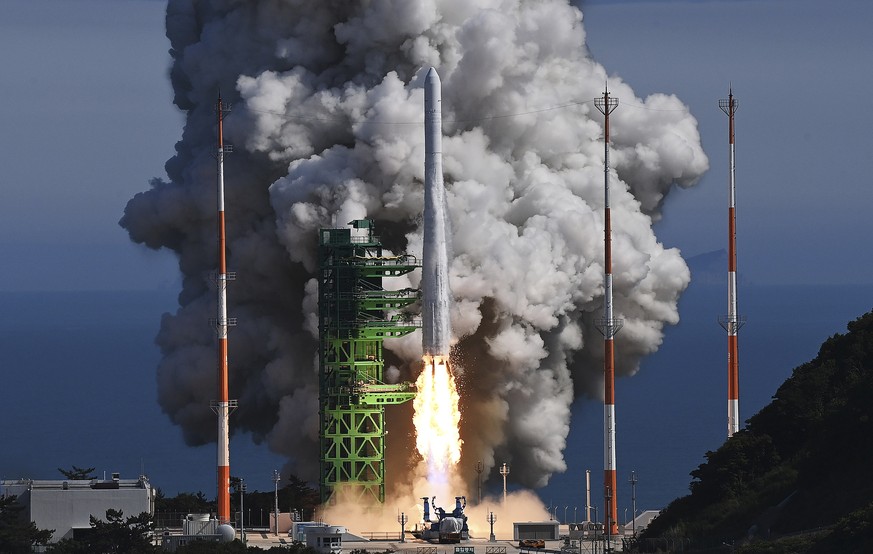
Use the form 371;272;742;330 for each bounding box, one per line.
413;496;470;544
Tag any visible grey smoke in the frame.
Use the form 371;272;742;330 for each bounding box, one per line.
122;0;707;490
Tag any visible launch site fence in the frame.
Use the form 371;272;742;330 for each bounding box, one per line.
577;542;607;554
399;545;604;554
153;511;281;530
400;548;479;554
362;531;402;540
551;540;615;554
401;547;506;554
154;512;189;530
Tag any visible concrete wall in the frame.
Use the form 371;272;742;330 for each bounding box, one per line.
269;512;295;534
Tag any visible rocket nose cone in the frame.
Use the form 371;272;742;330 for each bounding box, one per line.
426;67;440;84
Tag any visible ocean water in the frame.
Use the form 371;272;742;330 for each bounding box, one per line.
1;284;871;517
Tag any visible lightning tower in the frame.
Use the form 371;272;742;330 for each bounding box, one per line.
212;93;237;524
719;89;744;438
595;88;621;538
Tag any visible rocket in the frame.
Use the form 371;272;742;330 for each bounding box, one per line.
422;67;451;358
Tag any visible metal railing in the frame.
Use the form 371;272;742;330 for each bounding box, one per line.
361;531;402;541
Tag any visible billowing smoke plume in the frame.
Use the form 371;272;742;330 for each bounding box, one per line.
122;0;707;490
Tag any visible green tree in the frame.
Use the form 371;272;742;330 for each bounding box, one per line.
47;509;157;553
643;309;873;549
242;475;319;522
810;501;873;553
0;495;53;554
155;490;213;514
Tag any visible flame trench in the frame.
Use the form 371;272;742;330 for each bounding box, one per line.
414;355;462;484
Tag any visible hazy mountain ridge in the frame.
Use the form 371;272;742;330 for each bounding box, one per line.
639;308;873;553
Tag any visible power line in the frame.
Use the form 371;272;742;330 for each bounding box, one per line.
240;95;687;128
241;98;598;126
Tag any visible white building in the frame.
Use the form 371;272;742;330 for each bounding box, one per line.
513;521;560;541
1;474;155;543
306;525;346;554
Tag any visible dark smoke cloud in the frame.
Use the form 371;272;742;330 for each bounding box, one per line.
122;0;707;489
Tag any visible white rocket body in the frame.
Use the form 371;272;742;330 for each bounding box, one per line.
422;67;451;358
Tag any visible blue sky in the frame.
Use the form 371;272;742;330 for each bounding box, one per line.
0;0;178;292
1;0;871;291
581;0;873;285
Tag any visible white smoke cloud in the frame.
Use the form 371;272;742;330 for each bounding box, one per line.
122;0;707;492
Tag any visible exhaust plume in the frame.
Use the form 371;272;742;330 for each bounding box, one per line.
122;0;707;491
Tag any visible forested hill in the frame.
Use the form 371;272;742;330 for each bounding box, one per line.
639;309;873;553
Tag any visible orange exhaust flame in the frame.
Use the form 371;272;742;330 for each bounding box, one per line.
413;355;462;483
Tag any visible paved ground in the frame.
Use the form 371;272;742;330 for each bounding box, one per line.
239;535;623;552
241;535;525;551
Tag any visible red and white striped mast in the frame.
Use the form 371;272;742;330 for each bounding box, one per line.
719;89;743;438
595;87;621;539
213;92;236;524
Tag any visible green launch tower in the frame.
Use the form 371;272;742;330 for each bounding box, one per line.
318;219;419;505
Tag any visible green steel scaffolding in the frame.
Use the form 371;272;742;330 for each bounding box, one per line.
318;219;419;505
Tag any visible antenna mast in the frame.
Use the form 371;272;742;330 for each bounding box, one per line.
212;92;237;524
595;88;621;538
500;463;510;504
719;89;744;438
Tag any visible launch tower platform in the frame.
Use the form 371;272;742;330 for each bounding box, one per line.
318;219;419;504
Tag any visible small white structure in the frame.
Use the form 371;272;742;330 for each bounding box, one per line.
161;514;235;552
306;525;346;554
183;513;220;536
623;510;661;535
290;521;329;542
513;521;560;541
0;475;154;543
